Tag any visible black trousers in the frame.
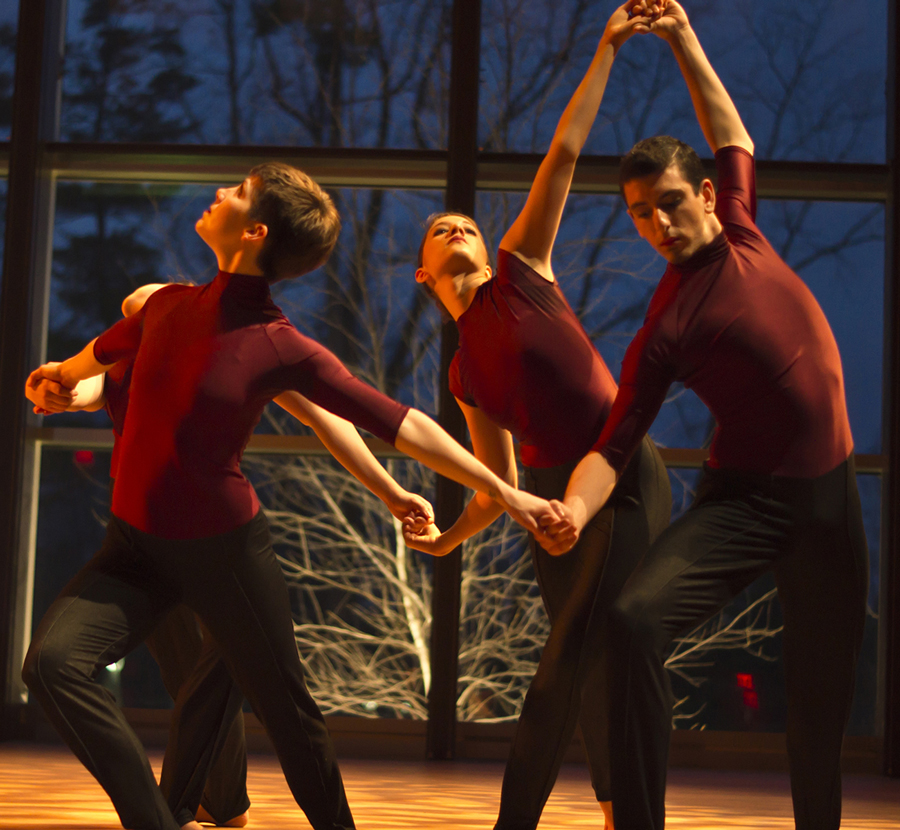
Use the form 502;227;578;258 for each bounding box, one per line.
606;459;869;830
495;436;672;830
23;510;354;830
145;606;249;824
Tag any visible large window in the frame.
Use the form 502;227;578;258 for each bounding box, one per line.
4;0;894;758
60;0;452;149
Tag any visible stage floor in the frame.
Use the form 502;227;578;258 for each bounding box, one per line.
1;742;898;829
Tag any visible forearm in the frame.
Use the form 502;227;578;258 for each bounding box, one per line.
275;393;407;507
668;26;753;154
429;493;507;555
563;451;619;532
68;375;106;411
58;339;114;387
395;409;511;504
553;37;617;161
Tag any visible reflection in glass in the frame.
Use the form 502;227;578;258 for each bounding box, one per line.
480;0;885;162
61;0;451;149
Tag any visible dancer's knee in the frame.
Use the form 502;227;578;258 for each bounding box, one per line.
22;635;76;696
607;592;662;658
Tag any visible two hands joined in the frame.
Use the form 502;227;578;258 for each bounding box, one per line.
25;363;75;415
605;0;687;49
402;490;581;558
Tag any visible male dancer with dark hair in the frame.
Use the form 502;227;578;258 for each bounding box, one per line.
23;161;567;830
27;281;439;829
544;3;869;829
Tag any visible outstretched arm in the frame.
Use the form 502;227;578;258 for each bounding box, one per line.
27;338;115;392
394;408;566;542
403;400;515;556
274;391;433;526
501;1;657;274
649;0;753;154
26;373;106;415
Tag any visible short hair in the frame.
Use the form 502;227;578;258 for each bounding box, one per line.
248;162;341;283
619;136;706;198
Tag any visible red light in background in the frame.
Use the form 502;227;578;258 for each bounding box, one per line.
742;690;760;710
74;450;94;466
736;673;754;690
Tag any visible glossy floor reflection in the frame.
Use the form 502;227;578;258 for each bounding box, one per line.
1;743;898;829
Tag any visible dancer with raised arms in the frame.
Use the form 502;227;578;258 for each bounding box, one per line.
545;3;869;828
404;4;672;828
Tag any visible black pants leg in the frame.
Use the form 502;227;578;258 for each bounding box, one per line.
605;460;868;830
149;613;249;825
22;519;182;830
151;512;354;830
495;437;671;830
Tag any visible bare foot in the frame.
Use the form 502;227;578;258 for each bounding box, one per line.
195;805;250;827
600;800;614;829
180;822;204;830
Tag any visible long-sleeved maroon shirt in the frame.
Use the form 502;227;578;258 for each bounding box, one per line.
94;270;409;539
593;146;853;478
449;249;619;468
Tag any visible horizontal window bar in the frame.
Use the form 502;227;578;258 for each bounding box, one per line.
27;427;886;472
0;143;889;201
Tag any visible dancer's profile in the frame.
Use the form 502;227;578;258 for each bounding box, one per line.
404;4;671;828
545;3;869;828
22;161;567;830
26;281;437;829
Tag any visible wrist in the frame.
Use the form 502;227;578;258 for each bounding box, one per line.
664;22;694;47
565;496;588;533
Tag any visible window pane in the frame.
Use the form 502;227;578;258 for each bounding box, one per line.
0;0;15;142
479;0;886;162
60;0;451;148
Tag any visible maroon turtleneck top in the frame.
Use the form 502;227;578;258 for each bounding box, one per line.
93;270;409;539
449;249;619;468
593;146;853;478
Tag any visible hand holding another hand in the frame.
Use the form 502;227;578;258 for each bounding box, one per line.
25;364;74;415
402;518;453;556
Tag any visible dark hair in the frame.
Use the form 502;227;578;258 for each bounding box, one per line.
619;136;706;198
248;162;341;283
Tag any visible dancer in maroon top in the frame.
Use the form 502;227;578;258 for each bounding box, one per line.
545;4;868;829
23;162;566;830
405;5;671;829
26;281;439;828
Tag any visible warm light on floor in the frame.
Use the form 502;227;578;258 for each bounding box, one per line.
1;743;898;829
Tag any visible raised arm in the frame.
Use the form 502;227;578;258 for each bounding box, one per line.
274;390;433;526
650;1;753;154
403;400;515;556
500;1;656;274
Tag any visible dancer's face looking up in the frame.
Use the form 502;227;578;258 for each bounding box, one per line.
417;214;490;284
624;164;720;265
195;177;267;265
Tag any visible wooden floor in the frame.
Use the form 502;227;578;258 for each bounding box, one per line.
1;743;898;829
